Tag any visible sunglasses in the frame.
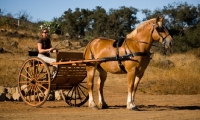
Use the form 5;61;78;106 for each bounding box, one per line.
42;32;48;34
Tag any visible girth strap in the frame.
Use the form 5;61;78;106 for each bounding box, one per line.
115;38;127;73
116;54;127;73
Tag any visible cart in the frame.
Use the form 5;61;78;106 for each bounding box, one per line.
18;51;90;107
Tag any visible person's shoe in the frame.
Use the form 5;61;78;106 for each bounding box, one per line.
51;71;57;79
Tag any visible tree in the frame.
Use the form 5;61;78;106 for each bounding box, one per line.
16;10;32;21
106;6;139;38
90;6;108;37
62;8;92;39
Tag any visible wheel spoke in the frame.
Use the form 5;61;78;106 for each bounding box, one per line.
36;65;47;79
37;73;48;80
68;86;75;106
76;85;83;103
19;74;32;81
77;85;86;100
36;85;46;97
24;66;32;78
37;83;49;91
77;84;88;98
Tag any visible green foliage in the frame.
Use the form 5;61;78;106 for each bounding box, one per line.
0;16;16;28
106;6;139;38
60;6;139;39
40;21;61;34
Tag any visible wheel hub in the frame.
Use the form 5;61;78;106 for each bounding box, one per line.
31;79;36;84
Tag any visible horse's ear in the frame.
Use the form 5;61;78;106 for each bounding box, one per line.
156;16;164;22
156;16;160;22
160;17;164;26
160;17;164;22
156;16;164;27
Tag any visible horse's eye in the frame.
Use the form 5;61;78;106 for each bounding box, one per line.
156;27;165;32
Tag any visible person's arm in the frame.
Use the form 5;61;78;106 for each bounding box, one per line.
49;42;58;53
37;43;54;53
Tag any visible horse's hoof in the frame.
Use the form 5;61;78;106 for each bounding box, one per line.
102;104;109;109
91;106;99;110
129;106;140;111
99;103;109;109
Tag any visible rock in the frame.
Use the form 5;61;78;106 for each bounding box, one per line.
0;86;6;93
0;93;6;101
55;90;62;101
6;87;15;94
12;87;21;101
6;93;13;101
0;86;6;101
47;90;55;101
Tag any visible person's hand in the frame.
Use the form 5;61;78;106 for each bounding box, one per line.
49;48;55;53
53;49;58;53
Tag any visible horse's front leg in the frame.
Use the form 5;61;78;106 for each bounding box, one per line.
86;66;98;109
131;76;142;111
97;68;108;109
126;71;137;110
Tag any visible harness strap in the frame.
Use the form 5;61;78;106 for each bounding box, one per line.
116;40;127;73
88;38;151;73
115;39;151;73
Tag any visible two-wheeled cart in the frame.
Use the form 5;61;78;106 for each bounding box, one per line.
18;51;91;107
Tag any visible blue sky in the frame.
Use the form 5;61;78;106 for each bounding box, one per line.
0;0;199;22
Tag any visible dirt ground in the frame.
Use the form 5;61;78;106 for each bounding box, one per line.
0;73;200;120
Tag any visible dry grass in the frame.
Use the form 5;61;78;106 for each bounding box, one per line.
0;30;200;94
139;53;200;95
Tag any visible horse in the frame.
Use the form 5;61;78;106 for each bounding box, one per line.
83;17;173;110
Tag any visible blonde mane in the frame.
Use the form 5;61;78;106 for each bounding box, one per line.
126;18;156;39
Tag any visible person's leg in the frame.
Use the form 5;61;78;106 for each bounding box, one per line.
37;54;56;63
38;54;57;78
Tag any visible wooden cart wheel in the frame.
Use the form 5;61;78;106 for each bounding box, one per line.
61;81;89;107
18;57;51;107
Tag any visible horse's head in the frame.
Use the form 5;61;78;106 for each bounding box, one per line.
152;17;174;54
126;17;173;54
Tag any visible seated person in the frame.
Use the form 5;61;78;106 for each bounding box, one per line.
37;28;57;77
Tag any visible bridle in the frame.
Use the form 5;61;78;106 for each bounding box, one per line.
124;23;173;56
152;23;171;48
127;23;171;48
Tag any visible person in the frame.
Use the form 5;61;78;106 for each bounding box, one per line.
37;28;57;78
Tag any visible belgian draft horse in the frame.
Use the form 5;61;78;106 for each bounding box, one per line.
83;17;173;110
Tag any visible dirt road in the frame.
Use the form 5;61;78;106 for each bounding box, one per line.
0;92;200;119
0;74;200;120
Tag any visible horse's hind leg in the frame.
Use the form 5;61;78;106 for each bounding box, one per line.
97;67;108;109
86;65;98;109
